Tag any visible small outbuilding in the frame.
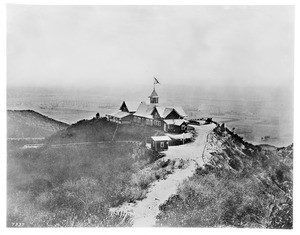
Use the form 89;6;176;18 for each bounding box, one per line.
164;119;189;133
150;136;171;152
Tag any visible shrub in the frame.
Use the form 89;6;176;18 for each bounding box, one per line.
7;142;146;227
156;164;292;228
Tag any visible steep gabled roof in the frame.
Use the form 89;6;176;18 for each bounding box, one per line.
162;108;174;118
151;106;187;119
172;106;187;117
148;89;159;98
153;106;174;118
121;101;141;112
133;102;155;119
152;106;163;118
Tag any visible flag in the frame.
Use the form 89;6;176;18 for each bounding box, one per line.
154;77;160;84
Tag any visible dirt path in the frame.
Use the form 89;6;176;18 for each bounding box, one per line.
113;124;215;227
164;124;215;165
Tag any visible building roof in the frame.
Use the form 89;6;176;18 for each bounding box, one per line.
133;102;155;119
154;106;165;117
133;102;188;120
172;106;187;117
163;107;174;118
154;106;186;119
121;101;141;112
148;89;159;98
164;119;189;126
166;133;193;140
107;110;132;119
151;136;171;141
154;106;172;118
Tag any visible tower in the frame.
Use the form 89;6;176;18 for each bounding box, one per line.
149;88;159;104
149;77;160;104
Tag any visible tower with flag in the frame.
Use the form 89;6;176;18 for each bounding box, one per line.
149;77;160;104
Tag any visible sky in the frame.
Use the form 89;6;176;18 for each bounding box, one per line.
7;5;294;89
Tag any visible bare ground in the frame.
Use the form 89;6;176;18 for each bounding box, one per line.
111;124;215;227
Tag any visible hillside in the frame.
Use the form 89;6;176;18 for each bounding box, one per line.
155;125;293;228
7;110;69;138
7;133;180;227
6;110;293;228
7;113;170;227
47;117;165;144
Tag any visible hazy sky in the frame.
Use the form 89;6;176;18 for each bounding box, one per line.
7;5;294;89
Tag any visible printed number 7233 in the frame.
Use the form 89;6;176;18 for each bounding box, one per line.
11;222;25;227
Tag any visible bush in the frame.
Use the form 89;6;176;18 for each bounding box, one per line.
156;164;292;228
7;142;149;227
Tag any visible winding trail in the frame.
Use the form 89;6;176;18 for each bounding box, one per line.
112;124;215;227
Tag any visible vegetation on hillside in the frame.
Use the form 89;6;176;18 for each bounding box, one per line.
7;110;69;138
7;138;178;227
7;111;293;228
156;126;293;228
7;112;170;227
47;117;165;144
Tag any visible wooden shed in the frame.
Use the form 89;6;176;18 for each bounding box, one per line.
150;136;171;152
163;119;189;133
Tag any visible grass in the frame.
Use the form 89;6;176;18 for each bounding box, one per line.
7;112;169;227
155;128;293;228
8;142;142;226
7;110;69;138
47;117;165;144
7;138;176;227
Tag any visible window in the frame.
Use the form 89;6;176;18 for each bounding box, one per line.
157;121;161;126
160;142;164;147
181;124;186;130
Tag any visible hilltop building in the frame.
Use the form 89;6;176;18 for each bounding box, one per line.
106;83;189;133
150;136;171;151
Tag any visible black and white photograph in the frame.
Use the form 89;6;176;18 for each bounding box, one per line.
3;1;297;230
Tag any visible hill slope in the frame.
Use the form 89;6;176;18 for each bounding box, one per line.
7;110;69;138
156;125;293;228
47;117;165;144
6;110;293;228
7;131;171;227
